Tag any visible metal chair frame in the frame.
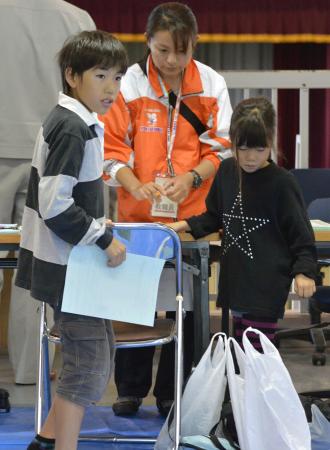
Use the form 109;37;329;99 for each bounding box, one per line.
35;223;184;449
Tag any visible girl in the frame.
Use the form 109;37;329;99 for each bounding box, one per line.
171;97;317;349
101;2;232;415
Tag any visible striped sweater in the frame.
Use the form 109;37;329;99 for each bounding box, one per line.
15;93;113;306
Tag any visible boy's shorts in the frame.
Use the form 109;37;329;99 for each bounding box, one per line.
55;311;115;408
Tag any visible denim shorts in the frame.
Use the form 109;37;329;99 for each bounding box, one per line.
55;311;115;408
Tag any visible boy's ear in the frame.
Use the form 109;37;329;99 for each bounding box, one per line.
193;34;199;49
65;67;78;89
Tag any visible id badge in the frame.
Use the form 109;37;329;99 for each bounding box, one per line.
151;176;178;218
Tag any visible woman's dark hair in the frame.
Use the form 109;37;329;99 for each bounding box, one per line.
58;30;128;95
146;2;198;53
229;97;276;150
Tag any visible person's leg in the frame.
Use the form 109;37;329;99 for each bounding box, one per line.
27;395;83;450
231;313;244;346
240;314;278;351
153;310;194;415
113;346;155;415
28;313;113;450
54;396;84;450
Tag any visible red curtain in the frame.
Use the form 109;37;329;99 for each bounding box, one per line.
68;0;330;168
68;0;330;38
274;44;330;168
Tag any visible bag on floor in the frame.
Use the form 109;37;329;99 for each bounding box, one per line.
309;404;330;450
155;333;227;450
226;327;311;450
180;434;239;450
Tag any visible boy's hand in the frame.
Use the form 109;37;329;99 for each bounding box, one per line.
294;274;316;298
105;237;126;267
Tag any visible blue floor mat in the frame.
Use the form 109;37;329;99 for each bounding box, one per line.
0;406;164;449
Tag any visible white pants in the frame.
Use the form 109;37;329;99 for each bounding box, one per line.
0;158;54;383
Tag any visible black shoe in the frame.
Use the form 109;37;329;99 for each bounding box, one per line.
156;398;173;417
112;396;142;416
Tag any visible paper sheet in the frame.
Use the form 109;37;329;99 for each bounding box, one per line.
310;219;330;230
61;245;165;326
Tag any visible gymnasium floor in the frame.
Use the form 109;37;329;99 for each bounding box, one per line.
1;315;330;449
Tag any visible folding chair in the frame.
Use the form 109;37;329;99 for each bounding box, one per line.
35;223;184;449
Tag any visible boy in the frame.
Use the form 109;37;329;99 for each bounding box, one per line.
15;30;128;450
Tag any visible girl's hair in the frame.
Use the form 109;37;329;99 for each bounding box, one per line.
229;97;276;150
58;30;128;95
146;2;198;53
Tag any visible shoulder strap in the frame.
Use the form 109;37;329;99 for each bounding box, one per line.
168;90;207;137
138;59;207;136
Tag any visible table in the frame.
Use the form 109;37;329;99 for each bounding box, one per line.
0;231;217;364
2;229;329;363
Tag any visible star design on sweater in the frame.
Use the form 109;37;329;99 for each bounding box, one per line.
222;192;270;260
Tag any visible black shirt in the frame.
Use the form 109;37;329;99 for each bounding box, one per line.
187;157;317;318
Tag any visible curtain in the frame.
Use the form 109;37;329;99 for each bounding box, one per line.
68;0;330;168
68;0;330;43
274;44;330;168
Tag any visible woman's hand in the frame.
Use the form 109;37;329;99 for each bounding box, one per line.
163;173;193;203
131;182;166;203
294;274;316;298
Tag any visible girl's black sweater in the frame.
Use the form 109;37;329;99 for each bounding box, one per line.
187;158;317;319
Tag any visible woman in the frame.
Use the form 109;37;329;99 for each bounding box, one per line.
101;2;232;417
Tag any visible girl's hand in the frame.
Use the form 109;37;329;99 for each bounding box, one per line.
167;220;190;233
294;274;316;298
163;173;193;203
131;182;166;203
105;237;126;267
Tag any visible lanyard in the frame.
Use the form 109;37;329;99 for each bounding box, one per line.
158;75;182;177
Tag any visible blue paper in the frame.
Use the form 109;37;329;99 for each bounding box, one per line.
61;245;165;326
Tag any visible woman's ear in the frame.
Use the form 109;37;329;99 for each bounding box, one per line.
64;67;77;89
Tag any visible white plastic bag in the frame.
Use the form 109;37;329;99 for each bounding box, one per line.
180;332;227;436
155;333;227;450
226;337;248;449
227;327;311;450
309;404;330;450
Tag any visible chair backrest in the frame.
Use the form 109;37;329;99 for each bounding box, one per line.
291;169;330;207
113;226;175;259
307;198;330;222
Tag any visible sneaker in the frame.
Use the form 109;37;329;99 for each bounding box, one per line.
112;396;142;416
156;398;173;417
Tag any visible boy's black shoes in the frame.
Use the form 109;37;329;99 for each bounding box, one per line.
112;396;142;416
27;434;55;449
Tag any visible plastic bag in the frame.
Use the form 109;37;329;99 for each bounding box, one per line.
155;333;227;450
180;434;239;449
226;327;311;450
309;404;330;450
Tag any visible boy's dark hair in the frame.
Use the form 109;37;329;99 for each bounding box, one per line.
58;30;128;95
146;2;198;53
229;97;276;150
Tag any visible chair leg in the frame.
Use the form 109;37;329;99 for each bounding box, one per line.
35;302;52;434
310;327;327;366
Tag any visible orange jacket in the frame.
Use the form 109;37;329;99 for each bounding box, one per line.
101;56;232;222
